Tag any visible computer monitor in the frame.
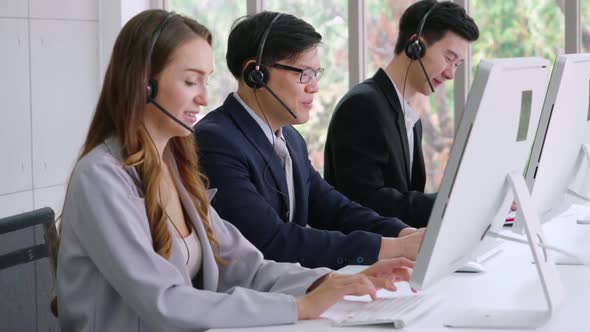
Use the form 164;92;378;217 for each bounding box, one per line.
410;57;563;329
516;53;590;230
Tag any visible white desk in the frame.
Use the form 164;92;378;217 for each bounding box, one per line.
210;206;590;331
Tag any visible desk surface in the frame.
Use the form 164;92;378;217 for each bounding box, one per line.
210;206;590;332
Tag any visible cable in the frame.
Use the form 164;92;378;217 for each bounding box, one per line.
253;89;290;204
401;60;414;122
399;59;415;174
487;230;590;268
164;210;190;265
143;124;191;265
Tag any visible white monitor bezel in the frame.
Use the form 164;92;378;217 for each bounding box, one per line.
411;57;551;290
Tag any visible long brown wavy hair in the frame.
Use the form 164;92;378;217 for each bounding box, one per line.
62;9;220;261
51;10;220;316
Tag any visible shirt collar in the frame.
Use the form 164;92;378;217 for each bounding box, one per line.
233;92;285;143
384;70;420;126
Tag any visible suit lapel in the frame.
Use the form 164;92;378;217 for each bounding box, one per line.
373;69;412;182
105;138;195;286
221;94;290;213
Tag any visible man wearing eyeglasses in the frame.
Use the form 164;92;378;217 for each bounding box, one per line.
194;11;424;270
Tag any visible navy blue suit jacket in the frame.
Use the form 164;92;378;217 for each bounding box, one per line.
194;94;409;269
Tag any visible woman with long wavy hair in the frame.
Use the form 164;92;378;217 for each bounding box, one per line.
56;9;415;331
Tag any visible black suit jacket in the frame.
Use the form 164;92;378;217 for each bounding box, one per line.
194;93;409;269
324;69;436;228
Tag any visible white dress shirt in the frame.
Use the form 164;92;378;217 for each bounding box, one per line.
178;229;202;279
387;75;421;177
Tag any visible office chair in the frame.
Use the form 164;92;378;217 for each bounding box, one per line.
0;206;59;329
0;207;57;270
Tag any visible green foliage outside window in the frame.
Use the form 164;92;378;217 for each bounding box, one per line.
170;0;589;194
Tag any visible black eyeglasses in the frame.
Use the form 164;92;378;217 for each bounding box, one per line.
269;63;324;84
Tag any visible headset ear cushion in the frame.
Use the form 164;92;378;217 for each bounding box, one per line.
243;63;269;89
147;79;158;101
405;37;426;60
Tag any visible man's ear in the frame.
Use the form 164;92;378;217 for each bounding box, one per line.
242;59;257;72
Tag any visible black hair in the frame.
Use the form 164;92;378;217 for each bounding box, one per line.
226;11;322;79
394;0;479;55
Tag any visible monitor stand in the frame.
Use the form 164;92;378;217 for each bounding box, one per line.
569;143;590;224
445;171;564;329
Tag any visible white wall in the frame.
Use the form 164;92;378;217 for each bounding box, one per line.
0;1;153;330
98;0;150;77
0;0;99;219
0;0;151;219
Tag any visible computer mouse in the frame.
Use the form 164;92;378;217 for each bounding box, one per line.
455;261;485;273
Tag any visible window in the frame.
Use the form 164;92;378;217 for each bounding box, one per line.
166;0;572;193
168;0;246;116
366;0;414;74
583;0;590;52
471;0;564;78
265;0;349;172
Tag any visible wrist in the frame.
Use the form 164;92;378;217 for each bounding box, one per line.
378;237;403;259
306;272;331;293
399;227;417;237
296;296;309;320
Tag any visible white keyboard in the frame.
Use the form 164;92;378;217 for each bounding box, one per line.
334;294;441;328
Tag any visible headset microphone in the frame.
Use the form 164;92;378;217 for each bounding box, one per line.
147;79;195;133
148;99;195;133
145;12;195;134
243;13;297;119
244;13;298;218
417;55;435;93
258;77;298;119
404;2;441;94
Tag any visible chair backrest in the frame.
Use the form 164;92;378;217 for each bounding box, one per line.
0;207;56;270
0;207;59;330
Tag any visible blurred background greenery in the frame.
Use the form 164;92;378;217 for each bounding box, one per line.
170;0;590;192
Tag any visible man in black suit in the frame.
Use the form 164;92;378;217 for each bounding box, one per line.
324;0;479;228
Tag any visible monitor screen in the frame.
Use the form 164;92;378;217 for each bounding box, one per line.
411;57;550;290
517;53;590;229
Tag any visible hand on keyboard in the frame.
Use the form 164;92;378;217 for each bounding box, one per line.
361;257;416;289
296;258;415;320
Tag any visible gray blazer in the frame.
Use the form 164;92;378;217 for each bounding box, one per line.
56;137;331;331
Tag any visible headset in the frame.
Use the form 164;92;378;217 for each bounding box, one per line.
404;1;442;93
142;12;195;264
242;13;297;119
240;13;297;221
146;12;195;133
